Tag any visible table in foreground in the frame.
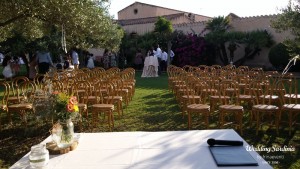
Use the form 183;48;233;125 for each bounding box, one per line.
10;129;272;169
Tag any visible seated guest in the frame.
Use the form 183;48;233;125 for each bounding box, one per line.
63;56;71;69
56;58;63;71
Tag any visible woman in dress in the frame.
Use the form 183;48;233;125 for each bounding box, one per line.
2;55;14;80
141;50;159;77
87;53;95;69
134;49;143;70
103;50;109;69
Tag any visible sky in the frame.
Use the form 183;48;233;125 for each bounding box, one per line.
108;0;290;19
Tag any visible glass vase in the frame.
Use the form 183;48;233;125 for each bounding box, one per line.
51;119;74;148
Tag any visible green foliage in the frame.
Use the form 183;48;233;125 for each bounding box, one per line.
119;32;158;67
243;30;274;49
268;43;290;70
271;0;300;37
154;16;174;65
205;16;274;65
0;0;123;51
271;0;300;56
205;16;230;32
205;16;231;64
154;16;173;35
240;30;274;63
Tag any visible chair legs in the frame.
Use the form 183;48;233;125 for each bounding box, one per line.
254;110;279;135
287;110;298;136
187;111;209;130
219;110;243;135
92;109;114;131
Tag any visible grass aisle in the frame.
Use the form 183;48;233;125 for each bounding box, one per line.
113;72;185;131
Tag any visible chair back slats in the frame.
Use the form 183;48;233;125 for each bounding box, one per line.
0;81;10;106
277;74;299;104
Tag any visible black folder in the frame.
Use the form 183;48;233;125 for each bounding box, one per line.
209;146;259;166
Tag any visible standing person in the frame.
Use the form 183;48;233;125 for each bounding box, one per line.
29;55;37;80
63;55;71;70
71;48;79;69
36;50;54;74
155;45;162;59
103;50;109;69
11;56;20;75
2;55;14;80
0;52;4;63
134;49;143;70
161;49;168;72
87;53;95;69
170;49;175;64
155;45;162;75
110;52;117;67
152;47;157;57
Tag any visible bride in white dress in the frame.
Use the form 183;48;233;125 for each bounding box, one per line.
87;54;95;69
141;50;159;77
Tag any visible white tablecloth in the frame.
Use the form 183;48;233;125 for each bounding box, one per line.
10;129;273;169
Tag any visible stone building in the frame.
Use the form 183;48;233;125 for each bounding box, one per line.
117;2;211;35
117;2;293;69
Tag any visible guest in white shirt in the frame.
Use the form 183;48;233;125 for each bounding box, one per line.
155;45;162;75
155;45;162;59
161;49;168;72
152;47;157;57
71;48;79;69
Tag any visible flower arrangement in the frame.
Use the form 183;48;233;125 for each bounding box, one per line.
50;92;79;148
32;88;79;148
52;92;79;121
32;89;79;121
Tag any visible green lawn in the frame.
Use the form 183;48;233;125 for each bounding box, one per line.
0;71;300;169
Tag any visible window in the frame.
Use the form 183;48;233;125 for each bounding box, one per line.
134;8;138;15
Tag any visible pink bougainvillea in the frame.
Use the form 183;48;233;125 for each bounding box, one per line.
172;33;210;67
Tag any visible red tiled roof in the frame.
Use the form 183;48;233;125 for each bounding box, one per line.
117;13;186;26
118;1;185;14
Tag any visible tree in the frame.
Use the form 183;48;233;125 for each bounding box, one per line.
271;0;300;56
226;31;244;64
204;16;231;65
154;16;174;65
0;0;123;52
205;16;274;66
235;30;274;66
268;43;290;70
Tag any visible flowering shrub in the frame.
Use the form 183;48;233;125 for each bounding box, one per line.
172;31;214;67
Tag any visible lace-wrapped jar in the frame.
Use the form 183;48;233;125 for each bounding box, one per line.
29;144;49;168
